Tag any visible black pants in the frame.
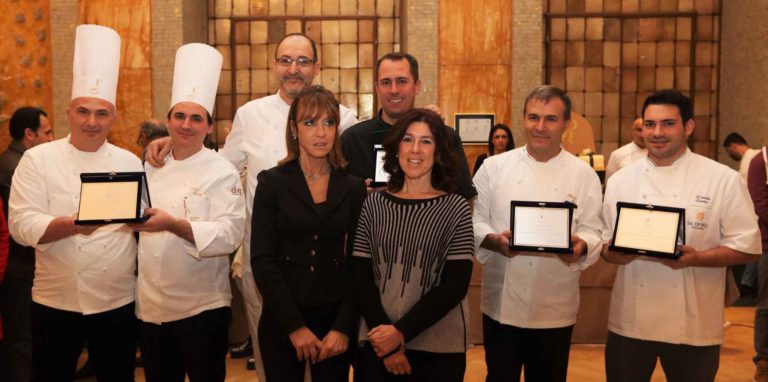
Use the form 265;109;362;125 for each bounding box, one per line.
259;304;350;382
140;307;230;382
605;331;720;382
354;342;466;382
0;270;34;382
31;301;136;382
483;314;573;382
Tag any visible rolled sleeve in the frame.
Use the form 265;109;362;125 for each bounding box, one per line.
720;171;762;255
184;172;246;260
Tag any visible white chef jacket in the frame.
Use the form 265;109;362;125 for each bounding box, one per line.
605;141;647;180
739;148;759;184
219;90;357;270
473;147;603;329
602;149;761;346
8;136;143;314
136;148;245;324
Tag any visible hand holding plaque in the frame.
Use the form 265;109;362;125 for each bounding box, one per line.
75;172;152;225
509;201;576;254
608;202;685;259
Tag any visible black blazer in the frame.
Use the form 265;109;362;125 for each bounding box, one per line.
250;160;366;337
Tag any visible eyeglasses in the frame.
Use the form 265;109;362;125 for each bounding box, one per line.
275;56;316;68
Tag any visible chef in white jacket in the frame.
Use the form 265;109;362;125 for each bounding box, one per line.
130;43;245;382
605;117;647;180
601;89;761;382
8;24;143;381
473;85;603;382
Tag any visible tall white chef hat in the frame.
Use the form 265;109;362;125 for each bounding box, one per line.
170;43;223;116
71;24;122;106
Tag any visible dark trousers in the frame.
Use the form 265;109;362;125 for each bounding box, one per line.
755;252;768;362
483;314;573;382
139;307;230;382
259;304;350;382
0;271;34;382
605;331;720;382
354;342;466;382
31;301;136;382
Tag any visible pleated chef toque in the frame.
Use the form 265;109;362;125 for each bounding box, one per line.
71;24;121;106
170;43;223;115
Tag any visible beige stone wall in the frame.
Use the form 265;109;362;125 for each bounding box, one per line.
401;0;438;106
50;0;77;139
719;0;768;167
511;0;543;147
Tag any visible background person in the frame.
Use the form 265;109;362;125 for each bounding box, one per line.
250;85;365;381
605;117;646;180
0;106;53;382
472;123;514;175
352;108;474;381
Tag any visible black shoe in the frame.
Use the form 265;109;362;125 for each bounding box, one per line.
74;357;95;380
246;357;256;370
230;338;253;359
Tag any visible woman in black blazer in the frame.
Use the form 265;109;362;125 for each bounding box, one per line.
250;86;366;382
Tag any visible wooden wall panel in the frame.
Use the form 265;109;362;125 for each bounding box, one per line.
0;0;53;150
79;0;151;156
438;0;513;175
439;0;513;65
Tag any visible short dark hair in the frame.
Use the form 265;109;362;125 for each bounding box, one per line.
9;106;47;141
275;33;318;62
139;120;169;140
523;86;572;121
641;89;693;124
723;132;747;147
487;124;514;155
382;108;459;193
376;52;419;82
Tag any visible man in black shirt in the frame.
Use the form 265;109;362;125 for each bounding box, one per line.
340;52;477;201
0;106;53;382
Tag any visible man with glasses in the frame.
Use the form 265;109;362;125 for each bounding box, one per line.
147;33;358;380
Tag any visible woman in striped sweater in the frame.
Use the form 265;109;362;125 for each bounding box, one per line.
352;108;475;381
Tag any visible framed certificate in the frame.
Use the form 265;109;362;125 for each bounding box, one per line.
510;201;575;254
454;114;495;144
371;144;389;188
75;172;152;225
609;202;685;259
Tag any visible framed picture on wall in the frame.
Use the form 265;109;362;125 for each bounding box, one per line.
454;114;495;144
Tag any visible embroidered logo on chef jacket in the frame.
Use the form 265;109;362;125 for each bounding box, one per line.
687;199;711;231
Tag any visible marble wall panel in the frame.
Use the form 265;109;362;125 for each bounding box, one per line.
80;0;152;155
0;0;53;148
439;0;512;66
439;64;512;139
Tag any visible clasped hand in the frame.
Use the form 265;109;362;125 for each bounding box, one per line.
288;327;348;364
